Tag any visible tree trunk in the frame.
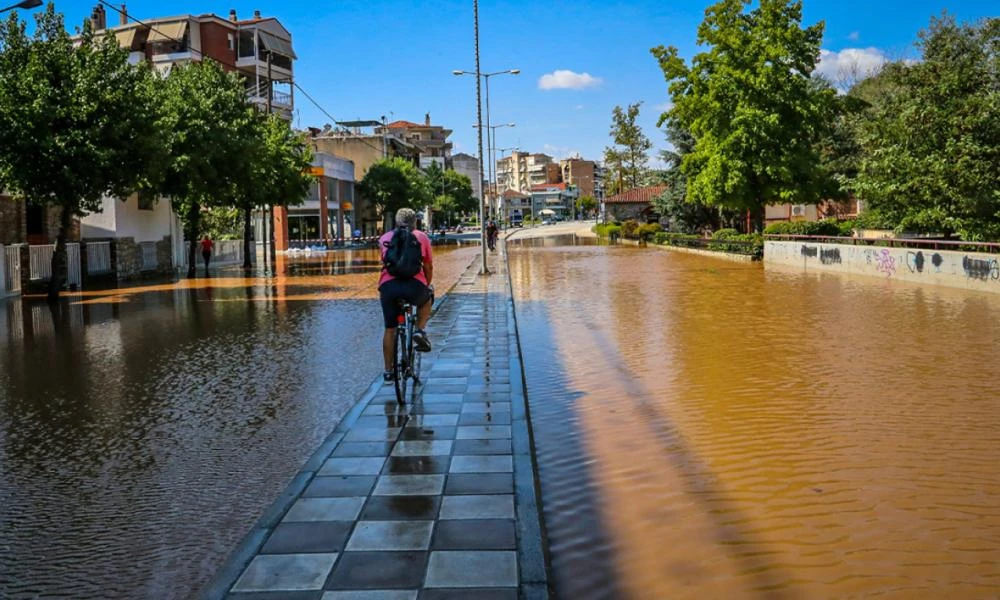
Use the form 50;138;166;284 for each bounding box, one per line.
186;202;200;278
242;207;253;270
46;204;73;302
260;204;269;273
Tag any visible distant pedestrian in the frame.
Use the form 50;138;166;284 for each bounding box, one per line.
354;228;362;239
486;220;499;251
200;235;213;274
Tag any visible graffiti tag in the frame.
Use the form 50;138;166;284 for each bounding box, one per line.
906;251;925;273
873;249;896;278
820;248;842;265
801;245;818;258
962;256;999;281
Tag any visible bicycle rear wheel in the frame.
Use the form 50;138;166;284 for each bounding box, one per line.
393;326;408;405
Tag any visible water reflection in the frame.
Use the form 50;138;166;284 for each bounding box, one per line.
0;246;476;600
509;242;1000;599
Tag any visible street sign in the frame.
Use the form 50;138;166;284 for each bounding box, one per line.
306;166;323;176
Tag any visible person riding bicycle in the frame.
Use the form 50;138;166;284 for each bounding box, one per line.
379;208;434;383
486;220;499;251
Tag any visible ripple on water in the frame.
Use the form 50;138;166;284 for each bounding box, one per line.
509;241;1000;600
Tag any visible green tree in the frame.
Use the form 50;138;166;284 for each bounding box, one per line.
239;114;314;266
851;15;1000;239
0;4;164;299
160;60;257;276
359;157;431;230
603;102;653;195
576;195;597;217
652;0;836;230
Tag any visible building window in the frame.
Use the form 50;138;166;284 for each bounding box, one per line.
137;191;155;211
227;33;235;51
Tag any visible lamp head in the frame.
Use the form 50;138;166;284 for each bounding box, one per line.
510;69;521;75
452;70;464;76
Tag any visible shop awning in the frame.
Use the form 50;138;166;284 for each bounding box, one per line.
146;21;188;43
258;31;296;59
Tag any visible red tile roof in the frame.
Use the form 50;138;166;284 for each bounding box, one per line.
385;120;423;129
530;182;567;191
502;189;530;199
604;186;667;204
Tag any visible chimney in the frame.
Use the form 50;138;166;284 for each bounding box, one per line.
253;9;261;20
120;4;127;26
229;9;237;22
425;112;431;126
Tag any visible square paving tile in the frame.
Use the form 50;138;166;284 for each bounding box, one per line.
303;476;377;498
382;456;451;475
448;456;513;474
452;439;511;455
431;519;516;550
391;441;453;457
455;426;512;440
421;394;466;404
325;551;428;590
408;404;462;415
323;592;417;600
346;520;435;551
418;590;516;600
459;403;511;414
439;495;514;520
457;413;511;426
362;403;407;418
373;474;445;496
331;443;394;458
232;553;338;592
318;457;387;476
283;497;366;523
351;416;400;429
343;428;402;443
421;385;468;395
444;474;514;496
360;495;441;521
398;427;457;441
405;414;459;428
262;522;353;554
424;551;518;588
228;591;321;600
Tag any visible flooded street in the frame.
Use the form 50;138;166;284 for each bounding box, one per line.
0;246;477;600
509;237;1000;599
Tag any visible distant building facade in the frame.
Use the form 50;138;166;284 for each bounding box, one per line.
452;153;483;204
603;186;667;222
376;115;453;170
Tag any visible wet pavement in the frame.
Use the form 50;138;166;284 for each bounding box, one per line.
0;247;478;600
208;248;547;599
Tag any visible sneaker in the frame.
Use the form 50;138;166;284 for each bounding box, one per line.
412;329;432;353
383;370;396;383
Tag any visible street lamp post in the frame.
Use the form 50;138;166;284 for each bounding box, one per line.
473;122;514;222
0;0;41;13
453;66;518;271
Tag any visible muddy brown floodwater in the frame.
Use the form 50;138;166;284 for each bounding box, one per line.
0;246;477;600
508;237;1000;600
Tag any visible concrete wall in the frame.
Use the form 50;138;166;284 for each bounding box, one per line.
765;240;1000;293
81;194;173;243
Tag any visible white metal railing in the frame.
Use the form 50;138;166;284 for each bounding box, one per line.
4;245;21;295
179;240;245;268
140;242;158;271
86;241;112;275
28;243;81;286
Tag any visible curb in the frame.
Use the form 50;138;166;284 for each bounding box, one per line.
201;257;473;600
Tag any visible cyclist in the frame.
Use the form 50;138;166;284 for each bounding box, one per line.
379;208;434;383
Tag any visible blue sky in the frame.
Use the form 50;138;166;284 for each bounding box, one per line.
52;0;998;167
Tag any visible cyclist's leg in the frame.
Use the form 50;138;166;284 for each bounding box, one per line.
402;280;433;352
379;282;404;374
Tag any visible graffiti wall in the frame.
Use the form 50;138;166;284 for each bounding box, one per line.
764;241;1000;293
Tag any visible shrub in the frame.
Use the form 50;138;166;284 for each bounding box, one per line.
620;219;641;239
763;219;843;236
636;222;663;241
711;228;741;240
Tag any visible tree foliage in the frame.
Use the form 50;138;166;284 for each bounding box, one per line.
602;103;652;195
652;0;836;228
358;158;431;229
850;15;1000;239
424;161;475;222
576;195;598;216
0;4;164;297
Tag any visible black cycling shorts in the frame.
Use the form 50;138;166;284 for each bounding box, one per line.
379;278;432;329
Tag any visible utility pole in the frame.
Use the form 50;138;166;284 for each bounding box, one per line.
267;51;277;269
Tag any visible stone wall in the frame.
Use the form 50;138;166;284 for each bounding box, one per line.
114;237;142;282
155;236;173;275
765;240;1000;293
606;203;651;222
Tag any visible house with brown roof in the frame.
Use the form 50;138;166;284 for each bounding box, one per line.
376;114;453;169
603;186;667;222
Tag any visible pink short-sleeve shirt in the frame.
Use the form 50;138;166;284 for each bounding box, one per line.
378;228;433;287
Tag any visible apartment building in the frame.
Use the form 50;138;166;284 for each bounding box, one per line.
560;158;603;200
376;115;454;170
88;4;295;119
496;152;555;194
452;153;483;204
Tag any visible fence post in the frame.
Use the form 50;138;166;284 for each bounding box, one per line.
80;242;90;285
18;244;29;292
109;238;119;281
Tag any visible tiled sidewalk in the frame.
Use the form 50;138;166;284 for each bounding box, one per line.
206;247;548;600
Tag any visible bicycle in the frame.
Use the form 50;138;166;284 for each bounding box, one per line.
392;299;423;405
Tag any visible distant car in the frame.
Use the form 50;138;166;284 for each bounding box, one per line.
541;219;553;226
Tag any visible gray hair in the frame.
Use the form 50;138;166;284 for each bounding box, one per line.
395;207;417;227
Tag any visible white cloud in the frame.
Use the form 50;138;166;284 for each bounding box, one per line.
654;101;674;112
847;31;860;41
816;47;888;88
538;70;603;90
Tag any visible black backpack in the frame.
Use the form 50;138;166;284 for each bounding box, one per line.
383;226;423;278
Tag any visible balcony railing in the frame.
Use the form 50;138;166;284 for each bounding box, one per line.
246;84;292;107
